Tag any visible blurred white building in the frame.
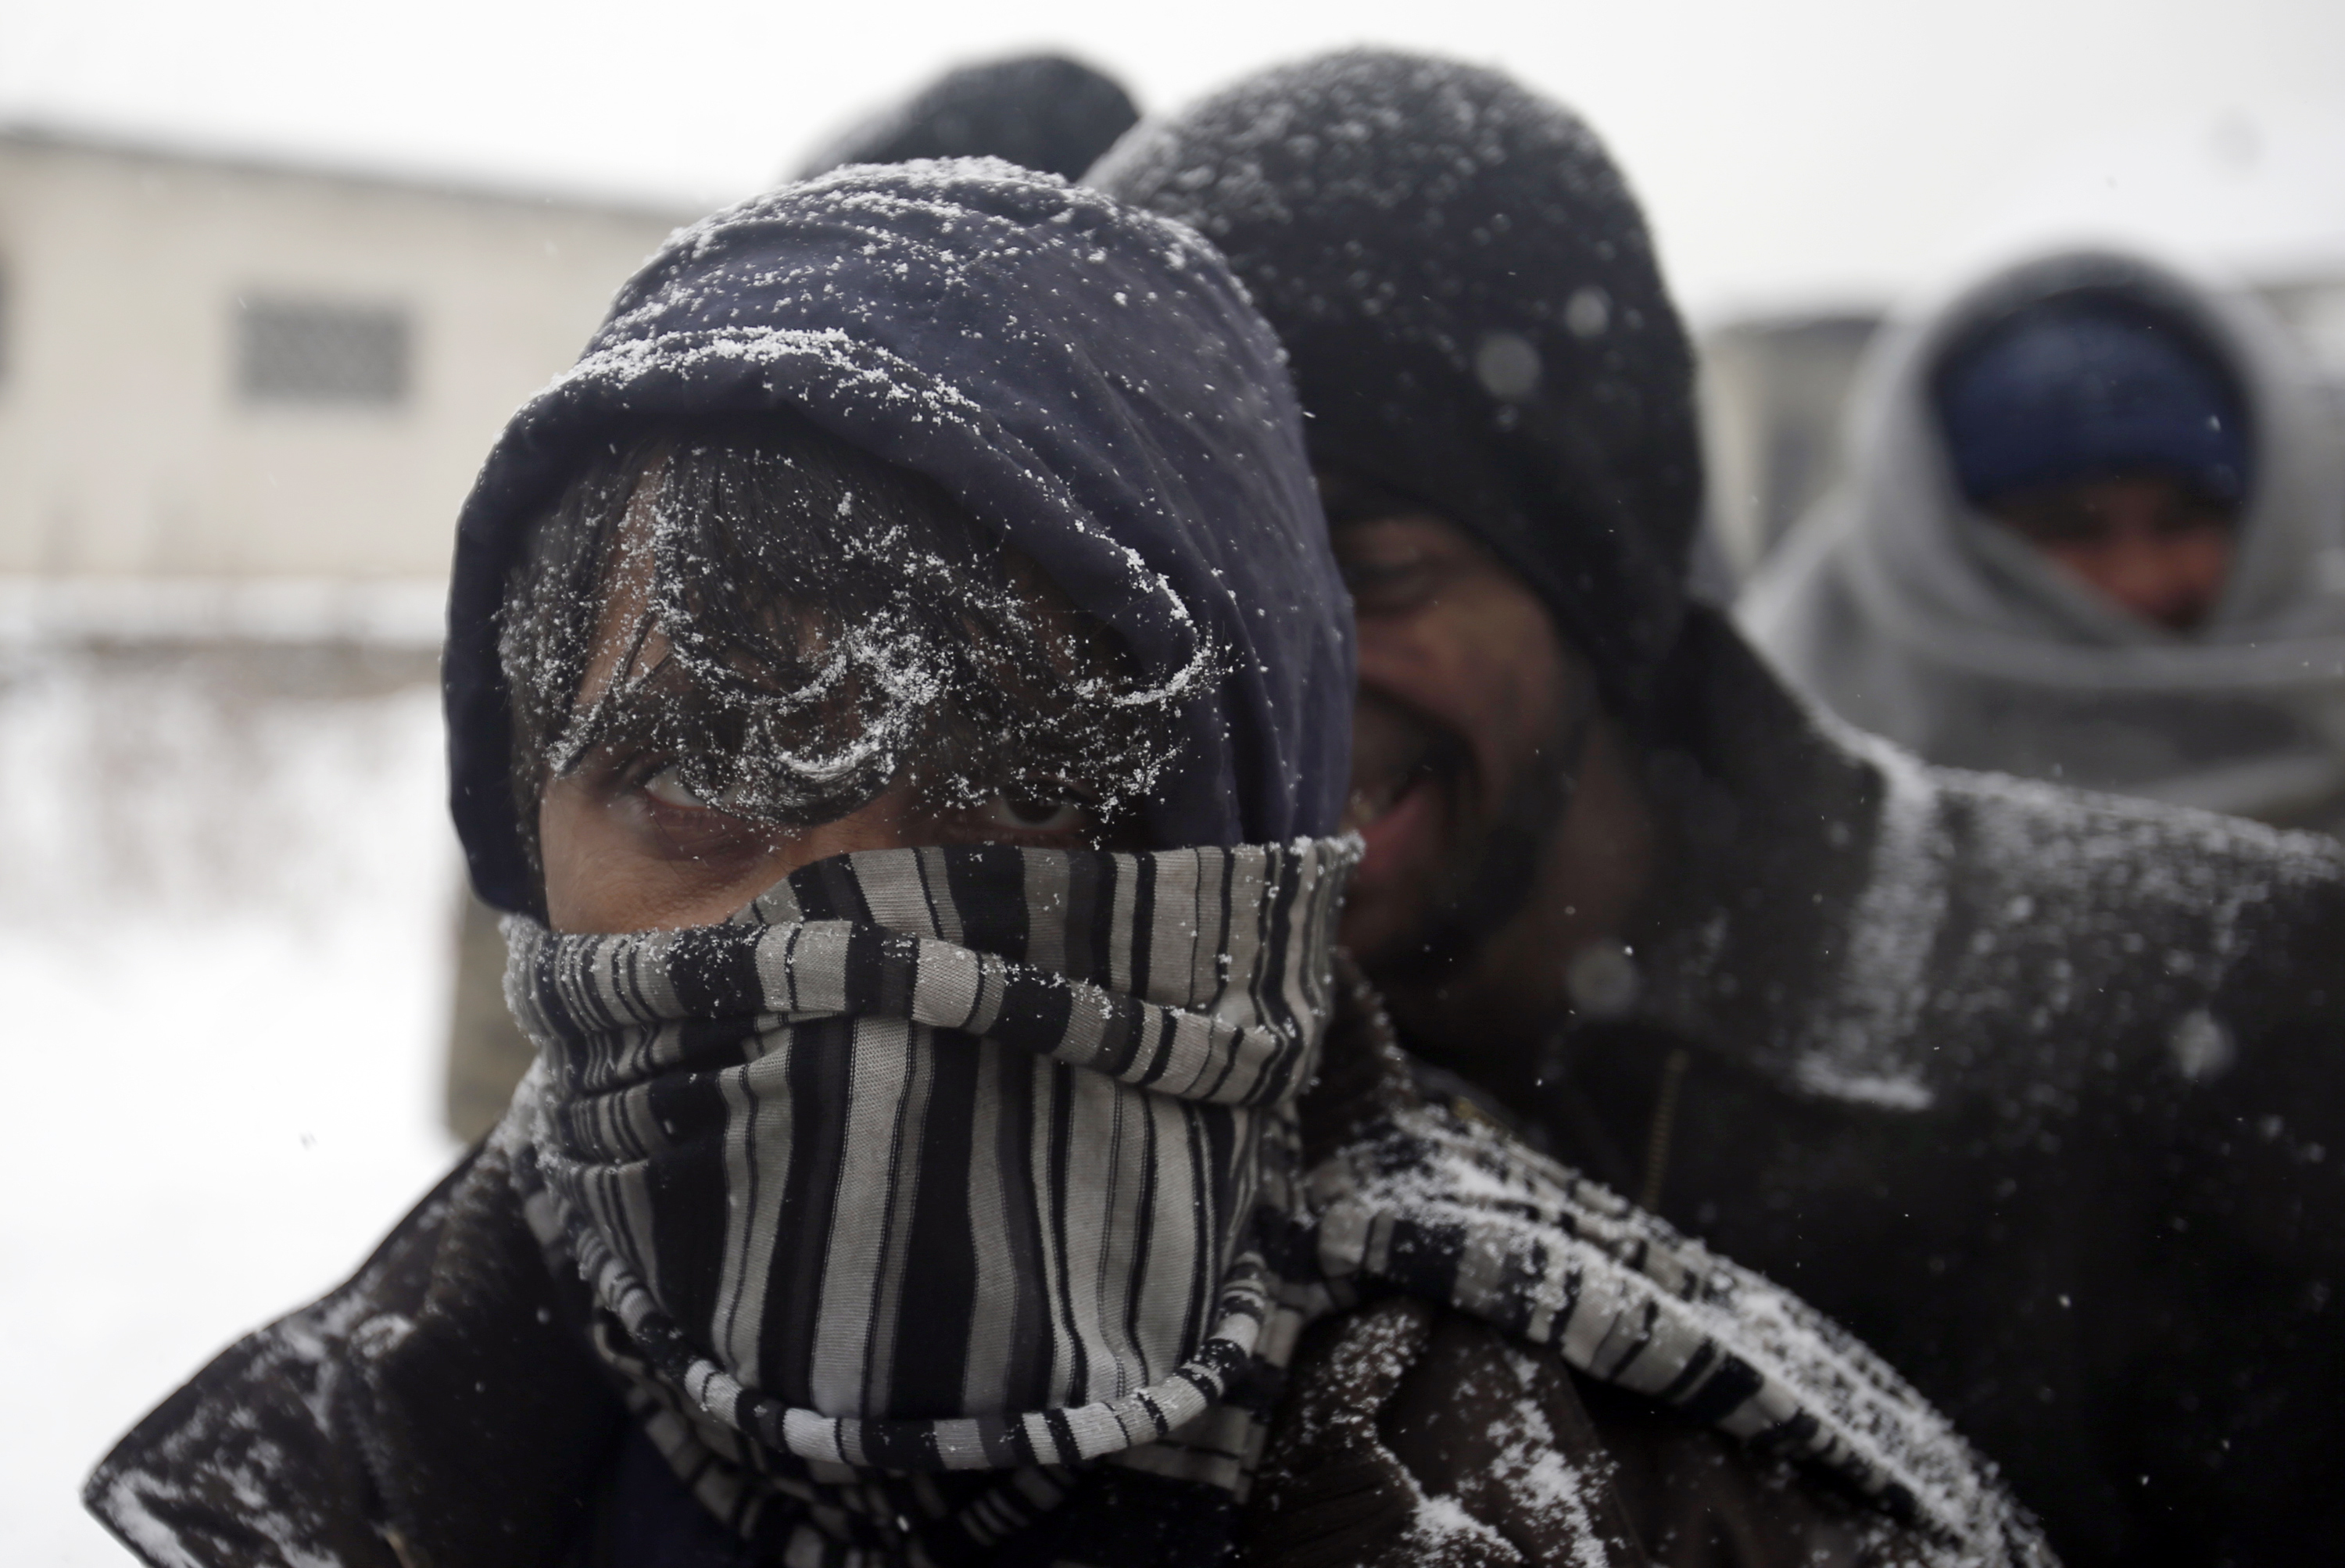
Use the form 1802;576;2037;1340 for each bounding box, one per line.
0;128;703;1563
0;126;705;1177
0;125;692;600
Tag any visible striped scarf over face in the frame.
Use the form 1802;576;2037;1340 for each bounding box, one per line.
506;839;1354;1560
504;837;2045;1568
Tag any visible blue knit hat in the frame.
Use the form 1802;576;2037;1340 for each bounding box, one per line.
1935;297;2251;508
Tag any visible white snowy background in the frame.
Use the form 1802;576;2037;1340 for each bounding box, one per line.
2;1;2341;1559
0;643;462;1563
6;0;2343;317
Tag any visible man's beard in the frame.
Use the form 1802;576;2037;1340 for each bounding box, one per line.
1374;702;1592;986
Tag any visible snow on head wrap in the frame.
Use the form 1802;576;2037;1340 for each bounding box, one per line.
444;159;1353;912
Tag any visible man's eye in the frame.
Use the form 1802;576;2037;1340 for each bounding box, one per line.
982;782;1091;834
2157;507;2232;539
1338;550;1436;605
640;764;711;811
2000;504;2102;547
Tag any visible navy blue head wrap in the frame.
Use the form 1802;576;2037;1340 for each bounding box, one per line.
443;160;1352;913
1935;296;2252;509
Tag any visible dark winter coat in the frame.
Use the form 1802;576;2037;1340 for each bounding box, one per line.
1445;607;2345;1567
84;984;1964;1568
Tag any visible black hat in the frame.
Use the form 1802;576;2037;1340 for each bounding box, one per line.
801;54;1139;181
1093;50;1702;711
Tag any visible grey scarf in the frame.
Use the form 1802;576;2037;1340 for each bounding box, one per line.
1743;249;2345;835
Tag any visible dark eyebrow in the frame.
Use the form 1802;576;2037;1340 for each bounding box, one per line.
1316;469;1440;531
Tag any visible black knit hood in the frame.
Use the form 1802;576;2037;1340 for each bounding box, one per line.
1091;49;1703;711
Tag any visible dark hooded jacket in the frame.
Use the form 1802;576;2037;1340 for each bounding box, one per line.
1097;49;2345;1568
1576;616;2345;1568
1090;49;1701;718
88;163;2041;1568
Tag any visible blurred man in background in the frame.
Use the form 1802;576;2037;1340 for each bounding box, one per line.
1743;249;2345;834
1097;50;2345;1567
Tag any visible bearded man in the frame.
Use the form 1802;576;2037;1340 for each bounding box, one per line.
1097;49;2345;1568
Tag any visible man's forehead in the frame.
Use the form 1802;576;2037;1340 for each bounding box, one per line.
1317;474;1495;567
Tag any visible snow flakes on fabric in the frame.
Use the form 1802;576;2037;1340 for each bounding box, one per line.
445;159;1352;911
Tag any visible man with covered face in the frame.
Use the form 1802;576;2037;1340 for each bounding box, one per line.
442;52;1151;1145
1094;49;2345;1568
86;163;2039;1568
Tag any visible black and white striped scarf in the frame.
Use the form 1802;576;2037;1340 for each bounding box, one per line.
504;840;2046;1568
507;839;1351;1563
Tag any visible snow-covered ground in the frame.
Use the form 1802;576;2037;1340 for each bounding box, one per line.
0;643;464;1563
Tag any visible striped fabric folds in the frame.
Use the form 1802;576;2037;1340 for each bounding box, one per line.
1308;1100;2053;1566
503;837;2044;1566
510;839;1352;1493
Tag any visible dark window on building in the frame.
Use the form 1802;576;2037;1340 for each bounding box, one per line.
236;297;410;406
